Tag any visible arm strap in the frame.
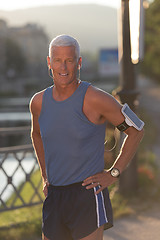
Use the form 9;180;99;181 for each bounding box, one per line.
116;120;130;132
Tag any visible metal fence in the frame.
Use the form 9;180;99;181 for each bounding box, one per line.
0;127;43;212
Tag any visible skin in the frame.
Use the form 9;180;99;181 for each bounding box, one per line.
47;46;82;101
30;45;144;240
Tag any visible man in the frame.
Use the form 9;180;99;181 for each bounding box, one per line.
30;35;144;240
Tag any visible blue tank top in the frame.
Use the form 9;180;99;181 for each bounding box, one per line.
38;81;106;186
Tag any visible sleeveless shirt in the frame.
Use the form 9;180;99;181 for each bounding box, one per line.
38;81;106;186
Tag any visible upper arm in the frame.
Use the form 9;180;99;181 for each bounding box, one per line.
86;86;144;138
99;92;124;126
86;86;124;126
29;91;44;136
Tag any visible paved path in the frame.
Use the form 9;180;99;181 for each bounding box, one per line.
104;205;160;240
95;77;160;240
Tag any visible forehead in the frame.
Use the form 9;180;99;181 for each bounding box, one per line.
51;45;76;58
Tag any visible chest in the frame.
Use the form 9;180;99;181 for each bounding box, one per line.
82;97;106;125
39;104;100;142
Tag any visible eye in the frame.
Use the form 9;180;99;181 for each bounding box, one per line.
54;59;60;62
68;59;73;63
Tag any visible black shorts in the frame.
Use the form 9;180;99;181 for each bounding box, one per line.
42;182;113;240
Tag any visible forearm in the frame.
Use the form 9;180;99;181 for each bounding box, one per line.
113;129;144;173
31;132;47;182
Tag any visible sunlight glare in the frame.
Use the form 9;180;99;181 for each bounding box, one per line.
129;0;140;64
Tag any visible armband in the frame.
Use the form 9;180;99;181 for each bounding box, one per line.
116;120;130;132
116;103;144;132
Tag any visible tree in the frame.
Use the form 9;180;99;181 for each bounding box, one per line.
142;0;160;81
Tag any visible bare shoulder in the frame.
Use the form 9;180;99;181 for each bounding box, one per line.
83;84;124;125
29;89;46;116
86;85;122;110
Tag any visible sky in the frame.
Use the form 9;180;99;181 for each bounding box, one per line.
0;0;120;11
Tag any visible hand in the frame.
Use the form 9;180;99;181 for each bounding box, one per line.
43;179;49;197
82;170;117;194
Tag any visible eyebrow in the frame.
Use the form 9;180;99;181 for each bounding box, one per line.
53;57;76;60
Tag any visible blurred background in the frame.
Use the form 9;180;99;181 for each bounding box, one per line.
0;0;160;239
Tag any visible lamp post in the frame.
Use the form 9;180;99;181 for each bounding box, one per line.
117;0;143;194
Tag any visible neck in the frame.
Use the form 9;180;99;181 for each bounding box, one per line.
53;79;81;101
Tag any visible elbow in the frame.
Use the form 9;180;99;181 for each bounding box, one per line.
30;128;34;140
134;127;144;143
125;126;145;142
30;131;35;142
31;130;40;141
139;127;145;141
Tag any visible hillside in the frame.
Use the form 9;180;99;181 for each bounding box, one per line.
0;4;118;52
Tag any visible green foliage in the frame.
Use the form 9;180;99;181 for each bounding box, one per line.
137;108;159;197
138;108;157;148
142;0;160;81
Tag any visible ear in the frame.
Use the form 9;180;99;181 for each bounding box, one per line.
47;56;51;69
78;57;82;69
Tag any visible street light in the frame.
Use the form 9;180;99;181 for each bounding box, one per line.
129;0;144;64
129;0;141;64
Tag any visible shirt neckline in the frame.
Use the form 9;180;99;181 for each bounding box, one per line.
50;81;83;104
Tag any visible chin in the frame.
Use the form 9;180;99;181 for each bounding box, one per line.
55;77;76;86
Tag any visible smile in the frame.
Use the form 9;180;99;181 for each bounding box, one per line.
59;73;68;76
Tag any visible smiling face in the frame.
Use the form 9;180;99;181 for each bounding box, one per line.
47;45;82;87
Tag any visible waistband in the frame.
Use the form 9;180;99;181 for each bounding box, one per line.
49;181;83;190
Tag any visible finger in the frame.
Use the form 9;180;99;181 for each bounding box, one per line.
82;181;91;186
95;187;104;195
83;171;105;184
82;180;98;187
43;185;48;195
83;177;98;186
43;189;47;195
46;181;49;186
83;176;94;183
43;189;48;197
43;182;49;188
85;182;98;189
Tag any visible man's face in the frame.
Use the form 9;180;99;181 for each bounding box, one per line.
48;46;82;86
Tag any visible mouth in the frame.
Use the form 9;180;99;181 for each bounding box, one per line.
59;73;68;76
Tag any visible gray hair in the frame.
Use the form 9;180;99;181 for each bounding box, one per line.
49;34;80;60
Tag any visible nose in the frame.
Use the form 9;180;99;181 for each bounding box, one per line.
60;61;67;71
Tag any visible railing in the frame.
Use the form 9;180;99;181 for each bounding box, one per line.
0;126;31;135
0;127;43;212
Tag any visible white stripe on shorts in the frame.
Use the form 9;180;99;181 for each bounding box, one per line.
100;190;108;223
94;187;100;227
94;186;108;227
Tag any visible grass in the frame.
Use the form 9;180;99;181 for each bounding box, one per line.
5;170;43;208
0;170;44;240
0;220;41;240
